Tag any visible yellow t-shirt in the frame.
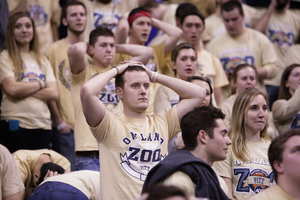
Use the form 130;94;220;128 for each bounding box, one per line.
82;0;138;41
213;139;274;200
38;170;100;199
154;85;179;114
284;44;300;67
0;144;25;198
90;106;181;200
202;4;257;43
46;39;92;127
161;171;228;196
249;185;297;200
146;42;167;115
206;28;277;98
196;49;229;103
0;50;56;129
254;10;300;86
8;0;61;55
13;149;70;198
219;94;236;128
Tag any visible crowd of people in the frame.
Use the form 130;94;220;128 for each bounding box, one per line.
0;0;299;200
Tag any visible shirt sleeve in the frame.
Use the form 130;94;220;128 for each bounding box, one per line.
272;87;300;122
154;85;172;114
161;171;195;196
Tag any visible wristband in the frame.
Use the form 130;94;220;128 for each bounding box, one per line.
115;67;119;76
57;122;67;131
151;72;158;83
37;80;42;90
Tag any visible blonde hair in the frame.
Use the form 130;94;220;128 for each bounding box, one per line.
4;12;42;80
229;88;270;161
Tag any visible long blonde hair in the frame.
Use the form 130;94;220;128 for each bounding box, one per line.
3;12;42;80
229;88;270;161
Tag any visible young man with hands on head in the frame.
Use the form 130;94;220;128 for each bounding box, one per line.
80;61;206;200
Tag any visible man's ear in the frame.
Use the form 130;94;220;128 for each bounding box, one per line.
273;160;284;175
116;87;123;99
88;45;94;56
198;130;208;144
62;18;68;26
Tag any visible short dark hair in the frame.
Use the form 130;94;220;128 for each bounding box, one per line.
186;76;213;106
278;63;300;100
89;25;114;47
143;185;188;200
128;7;151;27
181;106;225;151
115;65;147;89
268;130;300;182
221;0;244;16
177;4;205;26
142;0;159;9
37;162;65;186
62;0;86;19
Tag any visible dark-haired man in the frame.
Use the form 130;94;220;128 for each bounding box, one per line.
249;129;300;200
207;1;277;99
176;4;228;105
80;61;206;199
202;0;257;45
68;26;153;171
142;106;231;199
253;0;300;109
12;149;70;199
47;0;88;171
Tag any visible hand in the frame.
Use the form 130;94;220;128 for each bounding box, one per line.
174;135;185;150
58;123;74;134
43;170;60;181
270;0;278;9
134;193;149;200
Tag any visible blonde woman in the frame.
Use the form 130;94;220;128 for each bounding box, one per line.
0;12;57;153
213;88;275;200
220;64;278;139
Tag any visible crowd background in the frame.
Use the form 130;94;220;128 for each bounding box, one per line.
0;0;300;200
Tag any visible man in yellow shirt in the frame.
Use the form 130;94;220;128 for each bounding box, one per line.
142;106;232;199
250;130;300;200
80;61;206;199
207;1;277;98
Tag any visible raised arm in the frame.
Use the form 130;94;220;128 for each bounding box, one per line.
253;0;277;33
151;18;183;55
80;62;134;127
68;42;88;74
140;64;206;121
115;13;129;44
116;44;153;65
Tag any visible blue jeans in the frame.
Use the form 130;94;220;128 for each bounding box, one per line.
75;156;100;171
51;128;76;171
28;182;88;200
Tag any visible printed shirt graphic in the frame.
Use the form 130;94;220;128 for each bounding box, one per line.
0;50;56;129
263;11;300;86
90;107;180;200
213;139;275;200
206;28;277;94
70;66;121;151
83;0;138;41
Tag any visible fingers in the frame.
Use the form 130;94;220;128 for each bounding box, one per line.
43;170;61;181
